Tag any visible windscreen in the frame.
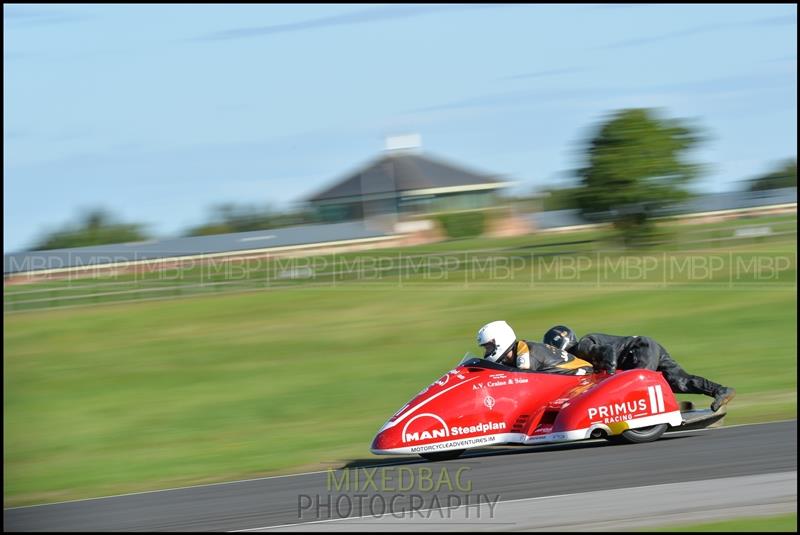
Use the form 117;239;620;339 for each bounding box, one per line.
457;351;481;366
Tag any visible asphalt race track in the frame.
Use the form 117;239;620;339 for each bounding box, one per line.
5;420;797;532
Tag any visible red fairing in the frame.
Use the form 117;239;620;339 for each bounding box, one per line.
371;365;583;453
371;363;681;455
549;369;680;435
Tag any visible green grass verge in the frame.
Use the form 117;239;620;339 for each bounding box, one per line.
4;281;796;506
645;512;797;532
4;214;796;506
4;213;796;312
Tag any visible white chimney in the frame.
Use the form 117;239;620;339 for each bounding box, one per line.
385;133;422;152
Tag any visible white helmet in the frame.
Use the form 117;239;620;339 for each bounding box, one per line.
477;321;517;363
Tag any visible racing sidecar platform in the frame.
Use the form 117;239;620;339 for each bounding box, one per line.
371;358;728;460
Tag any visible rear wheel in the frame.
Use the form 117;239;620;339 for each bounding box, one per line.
606;424;668;444
419;449;465;461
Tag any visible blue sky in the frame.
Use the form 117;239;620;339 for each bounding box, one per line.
3;3;796;252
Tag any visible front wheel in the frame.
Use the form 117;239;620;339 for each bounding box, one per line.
605;424;668;444
419;449;465;461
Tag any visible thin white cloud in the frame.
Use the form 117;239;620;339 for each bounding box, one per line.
3;5;88;26
605;14;797;49
405;72;795;116
192;4;510;42
498;67;586;81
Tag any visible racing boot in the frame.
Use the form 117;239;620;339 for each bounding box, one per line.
711;387;736;412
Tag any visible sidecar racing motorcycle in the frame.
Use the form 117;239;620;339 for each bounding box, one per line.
371;356;725;461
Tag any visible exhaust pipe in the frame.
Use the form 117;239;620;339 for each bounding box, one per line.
590;428;607;439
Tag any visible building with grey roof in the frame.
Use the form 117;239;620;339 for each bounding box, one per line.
305;135;512;222
527;187;797;230
660;186;797;216
4;221;394;275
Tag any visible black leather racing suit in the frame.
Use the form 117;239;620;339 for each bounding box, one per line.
569;333;724;397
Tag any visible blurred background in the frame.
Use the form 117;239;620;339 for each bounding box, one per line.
3;3;796;516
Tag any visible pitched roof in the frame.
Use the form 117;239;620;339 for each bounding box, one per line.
306;151;508;202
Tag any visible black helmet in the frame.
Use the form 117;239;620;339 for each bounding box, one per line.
544;325;577;351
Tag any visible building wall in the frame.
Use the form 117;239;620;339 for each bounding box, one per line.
314;190;498;222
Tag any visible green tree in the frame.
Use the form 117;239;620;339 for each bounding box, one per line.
576;108;705;244
184;203;315;237
748;159;796;191
539;187;582;211
435;210;486;238
32;208;150;250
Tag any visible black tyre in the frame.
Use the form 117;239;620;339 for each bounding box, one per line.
419;449;465;461
605;424;668;444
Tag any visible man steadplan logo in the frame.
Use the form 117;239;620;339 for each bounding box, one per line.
402;413;507;443
402;413;449;443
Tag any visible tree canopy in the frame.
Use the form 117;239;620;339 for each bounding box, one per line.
32;209;150;251
747;159;797;191
575;108;705;242
184;203;315;237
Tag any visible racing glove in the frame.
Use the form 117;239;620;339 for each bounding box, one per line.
599;346;617;374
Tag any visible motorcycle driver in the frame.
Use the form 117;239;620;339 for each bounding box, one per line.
477;321;593;375
543;325;736;412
